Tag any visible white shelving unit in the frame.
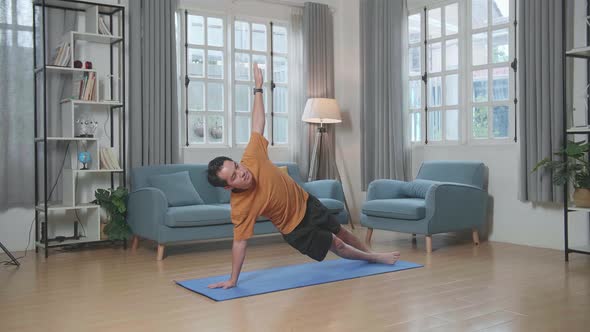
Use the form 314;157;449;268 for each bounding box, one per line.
34;0;126;257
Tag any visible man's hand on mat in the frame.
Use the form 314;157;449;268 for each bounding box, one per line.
208;280;237;289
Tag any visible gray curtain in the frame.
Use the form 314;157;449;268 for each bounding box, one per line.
518;0;569;203
359;0;410;190
129;0;180;175
303;2;336;180
0;3;76;209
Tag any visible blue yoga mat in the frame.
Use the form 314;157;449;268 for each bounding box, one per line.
175;259;423;301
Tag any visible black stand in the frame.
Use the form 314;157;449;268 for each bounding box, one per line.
0;241;20;266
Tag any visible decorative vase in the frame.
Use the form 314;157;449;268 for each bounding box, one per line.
573;188;590;208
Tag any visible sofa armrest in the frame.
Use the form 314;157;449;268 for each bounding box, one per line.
366;179;407;200
425;183;488;234
303;180;345;202
127;187;168;241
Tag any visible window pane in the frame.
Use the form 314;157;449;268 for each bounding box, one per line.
187;15;204;45
492;0;510;25
493;106;509;137
207;115;224;143
207;17;223;47
273;117;288;144
493;67;509;100
428;111;442;141
428;76;442;107
187;48;204;77
445;74;458;105
409;80;421;109
207;50;223;79
17;0;33;26
409;13;421;43
273;25;288;53
472;106;488;138
0;29;13;47
273;56;288;83
252;54;267;80
207;83;224;111
492;28;509;63
235;53;250;81
188;113;204;144
472;0;488;29
18;31;32;48
234;21;250;49
472;33;488;65
446;38;458;70
274;87;288;113
428;8;441;39
409;46;421;76
411;112;421;142
252;23;267;51
446;109;459;140
428;42;441;73
235;116;250;144
445;3;458;35
235;84;250;112
187;81;204;111
472;69;488;102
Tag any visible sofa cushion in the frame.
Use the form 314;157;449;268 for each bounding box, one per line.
165;205;231;227
362;198;426;220
149;171;204;207
403;180;438;198
318;198;345;214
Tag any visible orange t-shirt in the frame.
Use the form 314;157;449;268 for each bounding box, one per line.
230;133;309;240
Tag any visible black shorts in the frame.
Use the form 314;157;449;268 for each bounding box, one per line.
282;195;342;261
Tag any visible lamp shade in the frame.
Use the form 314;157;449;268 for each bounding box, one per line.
301;98;342;124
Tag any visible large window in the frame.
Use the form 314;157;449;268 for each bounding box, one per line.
407;0;513;144
183;12;289;147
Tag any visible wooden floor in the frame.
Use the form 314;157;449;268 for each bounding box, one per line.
1;227;589;332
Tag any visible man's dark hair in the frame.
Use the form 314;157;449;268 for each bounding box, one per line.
207;156;233;187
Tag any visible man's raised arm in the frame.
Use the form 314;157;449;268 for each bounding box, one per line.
251;63;265;134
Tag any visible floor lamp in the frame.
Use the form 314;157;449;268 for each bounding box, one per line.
0;241;20;266
302;98;354;229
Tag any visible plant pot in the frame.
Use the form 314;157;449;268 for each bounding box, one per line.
573;188;590;207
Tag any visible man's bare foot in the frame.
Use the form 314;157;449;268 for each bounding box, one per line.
372;251;401;264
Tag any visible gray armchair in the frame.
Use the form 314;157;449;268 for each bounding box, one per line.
361;161;488;252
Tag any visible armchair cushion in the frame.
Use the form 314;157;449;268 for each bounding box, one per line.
149;171;204;207
404;180;438;198
362;198;426;220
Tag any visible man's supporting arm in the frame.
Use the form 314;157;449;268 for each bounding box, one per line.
208;239;247;289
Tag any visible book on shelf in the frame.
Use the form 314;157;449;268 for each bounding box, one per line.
100;147;121;170
98;17;112;36
51;41;71;67
70;72;97;101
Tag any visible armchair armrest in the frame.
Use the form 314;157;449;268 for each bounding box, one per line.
366;179;407;200
303;180;345;202
425;183;488;234
127;187;168;240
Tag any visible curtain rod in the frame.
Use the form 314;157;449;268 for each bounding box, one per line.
232;0;336;13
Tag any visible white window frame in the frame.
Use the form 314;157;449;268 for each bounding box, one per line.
180;10;289;148
183;11;229;147
407;0;515;146
231;16;289;148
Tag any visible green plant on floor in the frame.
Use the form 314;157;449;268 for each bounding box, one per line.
532;140;590;188
92;186;131;240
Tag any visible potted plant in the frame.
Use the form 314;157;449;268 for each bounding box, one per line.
532;140;590;207
92;187;132;240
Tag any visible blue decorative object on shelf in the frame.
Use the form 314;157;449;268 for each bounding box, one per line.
78;151;91;170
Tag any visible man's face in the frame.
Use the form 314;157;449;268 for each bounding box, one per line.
217;160;254;191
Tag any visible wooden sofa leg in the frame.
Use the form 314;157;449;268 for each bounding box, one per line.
131;235;139;250
365;228;373;244
472;229;480;246
426;235;432;253
157;244;166;260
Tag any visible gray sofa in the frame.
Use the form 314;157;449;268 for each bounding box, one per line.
127;162;349;259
